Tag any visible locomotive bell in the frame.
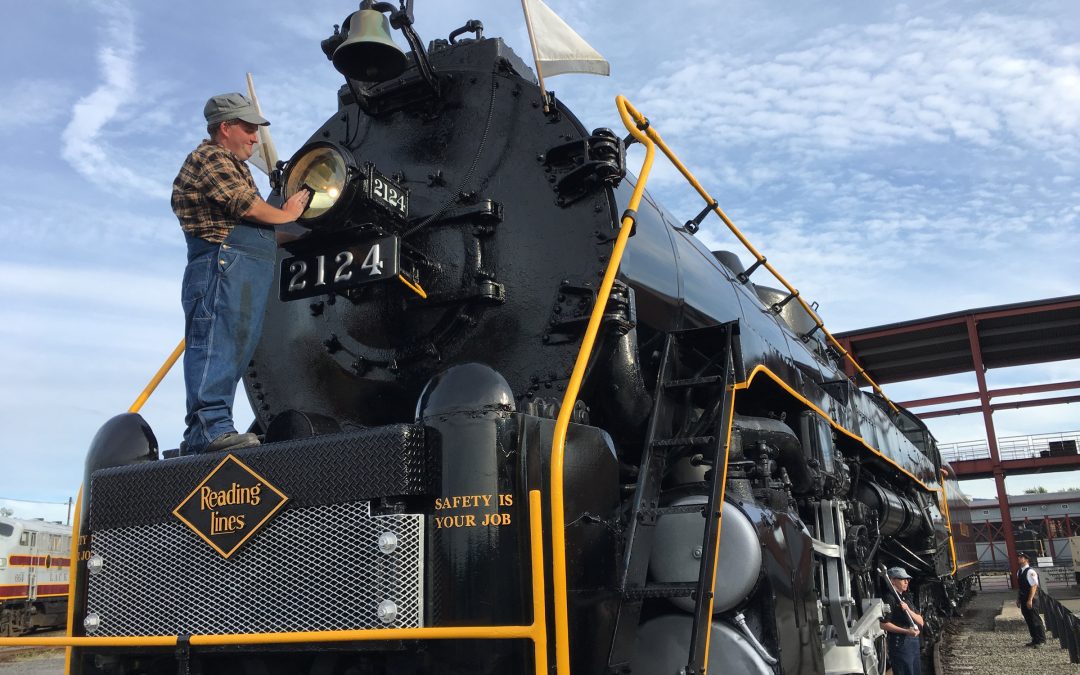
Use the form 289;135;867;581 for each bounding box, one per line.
332;8;408;82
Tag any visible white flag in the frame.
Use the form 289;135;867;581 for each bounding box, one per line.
522;0;610;78
245;73;279;176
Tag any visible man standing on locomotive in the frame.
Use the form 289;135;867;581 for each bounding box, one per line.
171;92;309;455
879;566;925;675
1016;551;1047;647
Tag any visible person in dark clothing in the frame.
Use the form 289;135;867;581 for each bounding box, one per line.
1016;551;1046;647
879;566;925;675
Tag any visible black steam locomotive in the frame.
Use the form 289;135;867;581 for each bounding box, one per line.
68;3;977;674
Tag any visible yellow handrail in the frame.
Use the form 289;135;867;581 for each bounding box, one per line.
618;116;898;415
939;469;959;576
10;492;551;675
397;273;428;298
64;486;83;674
547;95;657;674
128;339;185;413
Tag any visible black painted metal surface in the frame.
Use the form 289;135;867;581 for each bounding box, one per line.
248;37;615;430
88;424;429;530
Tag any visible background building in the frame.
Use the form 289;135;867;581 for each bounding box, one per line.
968;491;1080;572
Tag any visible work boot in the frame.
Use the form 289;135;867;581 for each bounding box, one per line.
205;432;261;453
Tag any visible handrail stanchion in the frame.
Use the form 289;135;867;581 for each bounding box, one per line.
1067;608;1077;661
64;486;83;674
939;469;958;576
547;95;657;675
1072;617;1080;664
1068;613;1076;662
1066;606;1076;661
129;339;186;413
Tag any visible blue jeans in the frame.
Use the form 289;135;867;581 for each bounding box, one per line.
888;634;921;675
181;224;276;453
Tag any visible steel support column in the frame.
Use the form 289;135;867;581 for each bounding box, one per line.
968;316;1020;585
839;337;857;380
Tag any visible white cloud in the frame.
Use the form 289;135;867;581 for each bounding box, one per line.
60;0;171;199
635;13;1080;157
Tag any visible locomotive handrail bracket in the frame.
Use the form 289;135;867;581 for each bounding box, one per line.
3;492;552;675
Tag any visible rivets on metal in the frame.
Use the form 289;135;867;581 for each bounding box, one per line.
84;612;101;634
377;599;398;625
87;554;104;575
378;532;399;554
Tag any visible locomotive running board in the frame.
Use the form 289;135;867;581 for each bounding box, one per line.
607;322;738;673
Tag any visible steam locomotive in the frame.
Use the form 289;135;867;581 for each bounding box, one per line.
68;3;978;674
0;516;70;636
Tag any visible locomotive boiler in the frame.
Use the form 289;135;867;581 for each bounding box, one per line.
61;2;979;674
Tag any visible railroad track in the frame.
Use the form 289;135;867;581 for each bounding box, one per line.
931;637;944;674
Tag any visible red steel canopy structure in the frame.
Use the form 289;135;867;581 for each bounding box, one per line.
835;294;1080;578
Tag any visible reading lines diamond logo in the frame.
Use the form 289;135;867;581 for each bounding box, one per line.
173;454;289;559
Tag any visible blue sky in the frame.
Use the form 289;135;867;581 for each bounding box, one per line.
1;0;1078;519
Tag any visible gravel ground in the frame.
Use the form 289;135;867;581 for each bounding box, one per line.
0;630;63;675
0;651;64;675
939;589;1080;674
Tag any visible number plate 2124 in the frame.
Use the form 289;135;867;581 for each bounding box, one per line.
279;235;400;301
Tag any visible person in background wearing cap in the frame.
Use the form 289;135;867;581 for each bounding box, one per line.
1016;551;1046;647
879;566;925;675
171;92;310;455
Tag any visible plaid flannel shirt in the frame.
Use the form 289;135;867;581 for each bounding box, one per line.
171;140;260;243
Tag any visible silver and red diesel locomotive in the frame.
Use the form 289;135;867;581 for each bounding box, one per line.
67;3;977;674
0;516;70;636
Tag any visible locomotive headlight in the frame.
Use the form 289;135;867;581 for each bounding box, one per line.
284;143;355;225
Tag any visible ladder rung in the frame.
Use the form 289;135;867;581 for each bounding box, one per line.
624;582;699;600
652;436;715;448
664;375;726;389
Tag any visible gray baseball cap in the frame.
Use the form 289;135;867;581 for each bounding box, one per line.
887;567;912;580
203;92;270;126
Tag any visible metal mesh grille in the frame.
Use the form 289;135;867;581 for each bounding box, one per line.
86;501;423;636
